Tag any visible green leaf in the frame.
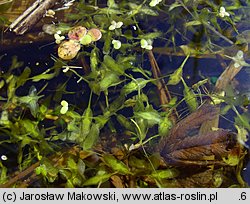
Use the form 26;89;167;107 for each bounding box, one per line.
80;34;92;45
80;103;93;140
168;55;189;85
104;95;125;116
77;159;86;175
139;31;162;40
90;47;99;72
103;55;124;75
31;72;56;82
18;86;43;117
185;20;202;27
7;75;16;99
16;67;31;88
140;6;159;16
182;78;198;112
235;125;249;147
128;156;151;169
36;158;59;183
0;162;8;184
135;110;161;125
116;114;135;132
150;169;179;180
103;32;112;54
83;173;112;186
82;123;100;150
121;78;149;95
20;119;40;139
100;72;120;91
222;153;240;166
67;157;78;170
192;78;208;90
158;116;172;137
103;154;132;175
169;2;182;11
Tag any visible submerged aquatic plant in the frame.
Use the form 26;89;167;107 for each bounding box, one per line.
0;0;249;188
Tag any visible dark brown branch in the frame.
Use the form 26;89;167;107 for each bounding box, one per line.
9;0;60;35
148;50;178;122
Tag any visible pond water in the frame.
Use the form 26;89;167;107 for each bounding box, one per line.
0;0;250;187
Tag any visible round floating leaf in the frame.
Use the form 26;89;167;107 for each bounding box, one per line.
58;40;81;60
80;34;92;45
68;26;87;41
87;28;102;41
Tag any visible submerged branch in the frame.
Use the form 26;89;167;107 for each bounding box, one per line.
9;0;60;35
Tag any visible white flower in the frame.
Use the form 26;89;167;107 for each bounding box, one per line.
45;9;55;18
60;100;68;114
112;39;122;49
140;39;153;50
231;50;250;68
62;66;70;73
149;0;163;7
219;7;230;18
54;30;65;44
1;155;7;161
108;20;123;30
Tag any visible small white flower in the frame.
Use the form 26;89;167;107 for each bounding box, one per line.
108;20;123;30
45;9;55;18
112;39;122;49
54;30;65;44
232;50;245;68
149;0;163;7
219;7;230;18
1;155;7;161
60;100;68;114
140;39;153;50
62;66;70;73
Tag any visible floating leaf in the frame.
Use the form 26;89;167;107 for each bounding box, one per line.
103;154;131;175
88;28;102;42
68;26;87;41
58;40;81;60
80;34;92;45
